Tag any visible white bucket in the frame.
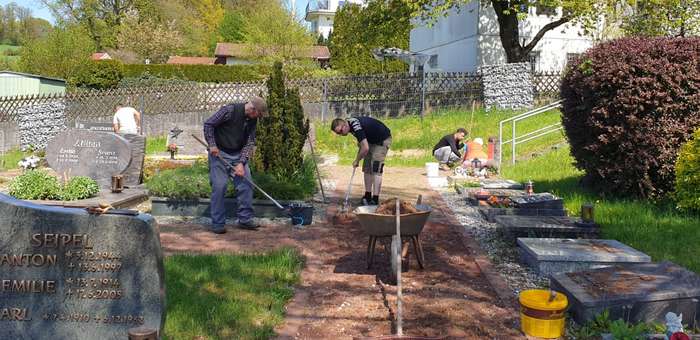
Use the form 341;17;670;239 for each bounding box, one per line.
425;162;439;177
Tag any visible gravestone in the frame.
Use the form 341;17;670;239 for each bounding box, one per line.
494;215;600;241
0;193;165;339
45;129;132;187
511;193;564;210
551;261;700;325
518;238;651;276
120;134;146;186
75;122;114;133
480;179;523;190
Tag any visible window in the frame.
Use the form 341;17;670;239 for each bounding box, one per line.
566;53;581;66
528;51;540;72
310;21;318;33
428;54;438;68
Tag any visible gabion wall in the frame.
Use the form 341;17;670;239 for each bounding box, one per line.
480;63;534;110
17;100;66;151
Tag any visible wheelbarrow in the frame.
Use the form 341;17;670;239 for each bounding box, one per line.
354;203;431;271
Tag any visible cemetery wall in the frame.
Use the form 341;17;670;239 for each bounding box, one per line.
480;62;534;110
17;100;66;151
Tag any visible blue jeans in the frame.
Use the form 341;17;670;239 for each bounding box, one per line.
208;150;254;230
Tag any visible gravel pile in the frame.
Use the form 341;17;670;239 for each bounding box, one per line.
437;188;549;297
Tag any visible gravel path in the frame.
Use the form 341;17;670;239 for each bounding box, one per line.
436;187;549;297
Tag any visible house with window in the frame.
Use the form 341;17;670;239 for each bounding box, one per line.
305;0;365;38
410;1;595;72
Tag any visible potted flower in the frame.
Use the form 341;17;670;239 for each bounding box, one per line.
167;143;178;160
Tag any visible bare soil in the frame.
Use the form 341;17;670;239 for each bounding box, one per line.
158;165;523;339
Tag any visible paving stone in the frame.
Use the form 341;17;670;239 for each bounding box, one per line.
0;193;165;339
494;215;600;242
517;238;651;276
550;261;700;325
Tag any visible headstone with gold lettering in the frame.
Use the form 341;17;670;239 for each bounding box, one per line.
45;129;132;187
0;193;165;339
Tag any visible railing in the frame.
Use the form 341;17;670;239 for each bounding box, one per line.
498;100;563;169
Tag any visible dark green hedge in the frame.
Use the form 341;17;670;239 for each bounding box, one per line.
122;64;269;83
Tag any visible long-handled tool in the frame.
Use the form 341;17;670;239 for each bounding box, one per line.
342;166;357;212
307;135;327;203
191;134;290;216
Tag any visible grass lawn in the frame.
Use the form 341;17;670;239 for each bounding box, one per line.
146;135;168;155
0;44;19;62
314;107;564;167
0;149;27;171
501;147;700;273
164;248;303;340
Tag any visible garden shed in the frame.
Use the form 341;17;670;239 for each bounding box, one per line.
0;71;66;98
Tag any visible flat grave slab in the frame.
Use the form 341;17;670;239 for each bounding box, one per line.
511;193;564;210
551;261;700;325
28;187;148;210
479;206;567;222
495;215;600;241
0;193;165;339
518;238;651;276
480;179;523;189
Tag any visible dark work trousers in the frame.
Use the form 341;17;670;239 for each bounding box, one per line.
208;150;254;230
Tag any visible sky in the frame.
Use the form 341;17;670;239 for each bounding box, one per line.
4;0;311;26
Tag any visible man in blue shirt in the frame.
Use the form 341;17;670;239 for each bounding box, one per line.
331;116;392;205
203;96;268;234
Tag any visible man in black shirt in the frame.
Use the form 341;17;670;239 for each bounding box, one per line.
331;117;392;205
433;128;468;170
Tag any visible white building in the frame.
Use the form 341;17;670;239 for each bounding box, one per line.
305;0;365;38
410;2;596;72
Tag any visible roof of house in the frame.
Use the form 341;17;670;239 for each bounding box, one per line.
214;43;330;60
0;71;66;83
91;52;112;60
166;56;217;65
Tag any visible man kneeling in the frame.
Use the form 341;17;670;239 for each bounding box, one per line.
432;128;467;171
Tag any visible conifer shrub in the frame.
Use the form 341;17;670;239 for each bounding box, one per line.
560;37;700;198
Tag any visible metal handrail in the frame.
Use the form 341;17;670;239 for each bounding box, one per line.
498;100;563;169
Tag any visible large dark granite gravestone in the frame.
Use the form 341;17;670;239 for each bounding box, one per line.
551;261;700;325
75;122;114;133
120;134;146;186
46;129;132;187
0;193;165;339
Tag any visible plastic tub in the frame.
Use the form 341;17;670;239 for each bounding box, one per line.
519;289;568;338
425;162;439;177
289;202;313;226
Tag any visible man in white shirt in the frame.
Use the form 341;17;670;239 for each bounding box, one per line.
112;104;141;134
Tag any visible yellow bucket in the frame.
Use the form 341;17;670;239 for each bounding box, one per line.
519;289;568;338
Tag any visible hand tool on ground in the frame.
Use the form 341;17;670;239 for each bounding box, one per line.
307;135;327;203
191;134;291;217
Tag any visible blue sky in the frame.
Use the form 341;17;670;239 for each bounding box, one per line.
6;0;310;25
1;0;54;23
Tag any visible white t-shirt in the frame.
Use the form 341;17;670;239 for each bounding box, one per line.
113;107;139;134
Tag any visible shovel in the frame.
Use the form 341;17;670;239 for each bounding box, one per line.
342;166;357;212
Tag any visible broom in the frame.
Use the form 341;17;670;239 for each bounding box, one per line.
333;166;357;224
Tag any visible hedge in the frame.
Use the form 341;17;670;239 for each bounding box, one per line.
561;37;700;198
121;64;269;83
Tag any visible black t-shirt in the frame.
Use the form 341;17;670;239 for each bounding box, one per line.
347;116;391;144
432;134;464;158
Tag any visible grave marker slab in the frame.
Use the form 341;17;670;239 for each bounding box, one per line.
551;261;700;325
480;179;523;189
511;193;564;210
0;193;165;339
494;215;600;241
46;129;132;187
518;238;651;276
76;122;115;133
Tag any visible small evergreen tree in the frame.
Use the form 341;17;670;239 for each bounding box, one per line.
254;62;309;178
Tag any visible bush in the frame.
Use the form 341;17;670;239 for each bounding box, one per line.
122;63;269;83
561;37;700;198
69;60;124;89
9;170;61;200
675;128;700;211
61;176;100;201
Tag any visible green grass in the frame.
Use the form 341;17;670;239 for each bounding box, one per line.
0;149;27;171
314;107;564;167
0;44;19;62
163;248;303;340
146;135;168;155
501;147;700;273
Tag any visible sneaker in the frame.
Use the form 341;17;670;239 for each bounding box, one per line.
211;227;226;234
237;221;259;230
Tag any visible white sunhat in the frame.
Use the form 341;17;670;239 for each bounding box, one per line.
473;137;484;145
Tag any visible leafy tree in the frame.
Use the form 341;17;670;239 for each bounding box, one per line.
116;13;184;63
219;11;245;42
18;25;95;79
254;62;309;178
622;0;700;37
242;0;315;62
331;1;411;74
0;3;50;44
403;0;621;63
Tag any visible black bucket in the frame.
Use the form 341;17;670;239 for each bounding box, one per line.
289;202;314;226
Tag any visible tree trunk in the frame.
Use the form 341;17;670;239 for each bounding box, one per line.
491;0;526;62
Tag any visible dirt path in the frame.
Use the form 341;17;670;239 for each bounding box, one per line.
158;165;522;339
